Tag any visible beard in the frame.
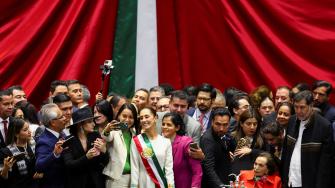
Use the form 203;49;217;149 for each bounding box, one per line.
198;105;210;112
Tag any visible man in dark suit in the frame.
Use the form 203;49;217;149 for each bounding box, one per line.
35;103;66;188
187;83;216;134
200;107;235;188
281;90;334;188
0;89;14;148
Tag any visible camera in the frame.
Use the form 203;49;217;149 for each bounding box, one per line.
101;60;114;76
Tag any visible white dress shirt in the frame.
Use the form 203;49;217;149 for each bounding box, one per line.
0;117;9;141
193;108;211;134
288;119;308;187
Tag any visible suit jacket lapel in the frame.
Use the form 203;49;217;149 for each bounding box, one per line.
0;133;5;148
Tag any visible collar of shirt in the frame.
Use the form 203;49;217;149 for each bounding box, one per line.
0;117;9;123
300;119;309;128
195;108;211;120
46;127;60;138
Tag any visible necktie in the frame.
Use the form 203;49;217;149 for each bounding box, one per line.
3;120;8;140
59;132;66;140
199;113;205;131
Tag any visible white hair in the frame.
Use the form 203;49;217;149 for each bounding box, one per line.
40;103;59;127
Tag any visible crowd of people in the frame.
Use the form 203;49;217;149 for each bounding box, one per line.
0;79;334;188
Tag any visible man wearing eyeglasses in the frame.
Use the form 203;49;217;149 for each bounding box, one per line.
156;96;170;112
188;83;217;134
35;103;67;188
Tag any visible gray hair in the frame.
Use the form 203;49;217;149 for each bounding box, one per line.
81;85;91;102
149;86;165;96
40;103;59;127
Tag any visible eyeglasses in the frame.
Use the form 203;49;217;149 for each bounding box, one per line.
197;97;211;102
52;115;65;120
157;105;169;111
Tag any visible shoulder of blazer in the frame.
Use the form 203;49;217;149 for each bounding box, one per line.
38;129;57;143
187;107;196;116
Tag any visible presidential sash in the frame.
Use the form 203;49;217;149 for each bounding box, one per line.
133;134;168;188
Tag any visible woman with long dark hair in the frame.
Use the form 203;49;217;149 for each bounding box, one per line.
15;101;40;138
231;108;265;175
0;118;42;188
93;100;114;134
102;103;139;187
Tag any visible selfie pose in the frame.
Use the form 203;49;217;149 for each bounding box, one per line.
102;103;139;187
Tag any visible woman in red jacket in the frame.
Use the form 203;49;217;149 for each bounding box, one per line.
239;152;281;188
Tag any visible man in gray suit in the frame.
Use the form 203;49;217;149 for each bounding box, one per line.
156;90;202;144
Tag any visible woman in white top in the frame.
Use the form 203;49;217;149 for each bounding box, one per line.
130;107;174;188
102;103;139;188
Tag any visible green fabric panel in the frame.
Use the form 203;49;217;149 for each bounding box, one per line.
109;0;137;98
122;130;131;174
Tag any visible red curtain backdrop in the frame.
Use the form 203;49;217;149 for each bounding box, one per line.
157;0;335;99
1;0;335;106
0;0;118;106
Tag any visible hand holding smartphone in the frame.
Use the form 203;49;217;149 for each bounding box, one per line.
13;152;26;161
189;142;199;150
62;136;74;148
117;122;128;130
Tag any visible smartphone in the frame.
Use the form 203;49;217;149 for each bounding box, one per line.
13;152;26;161
189;142;199;150
114;122;128;130
62;135;74;147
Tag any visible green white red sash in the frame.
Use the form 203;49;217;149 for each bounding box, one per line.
133;134;168;188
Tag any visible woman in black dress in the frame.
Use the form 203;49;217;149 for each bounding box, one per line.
62;107;109;188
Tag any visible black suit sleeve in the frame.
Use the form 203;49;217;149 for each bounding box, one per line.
316;122;334;188
200;136;224;187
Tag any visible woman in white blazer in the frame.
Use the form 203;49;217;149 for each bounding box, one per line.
101;103;139;188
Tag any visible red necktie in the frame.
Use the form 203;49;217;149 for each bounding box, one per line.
3;120;8;140
199;113;205;131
